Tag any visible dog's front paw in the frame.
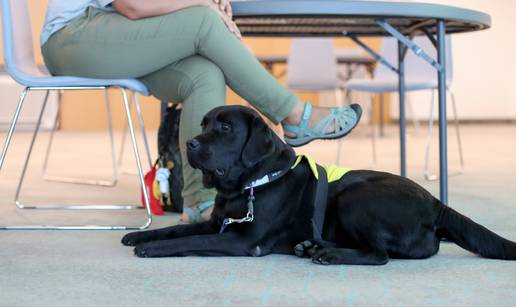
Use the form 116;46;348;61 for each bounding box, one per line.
311;248;339;265
122;231;151;246
133;243;157;258
294;240;320;258
294;240;338;258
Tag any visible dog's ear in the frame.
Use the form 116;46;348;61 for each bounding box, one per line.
241;115;275;168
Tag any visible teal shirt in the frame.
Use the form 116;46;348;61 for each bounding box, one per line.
40;0;114;46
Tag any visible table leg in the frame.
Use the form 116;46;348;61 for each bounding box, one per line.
398;41;407;177
437;20;448;204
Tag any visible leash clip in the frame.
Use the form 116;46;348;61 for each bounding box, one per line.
219;185;255;233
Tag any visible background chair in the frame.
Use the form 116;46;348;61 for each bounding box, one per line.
0;0;153;229
287;38;357;165
344;36;464;179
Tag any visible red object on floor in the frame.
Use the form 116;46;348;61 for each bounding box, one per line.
141;166;164;216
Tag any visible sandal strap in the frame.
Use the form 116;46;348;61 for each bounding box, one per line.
291;106;356;138
282;103;313;136
184;200;215;223
198;200;215;211
312;107;356;136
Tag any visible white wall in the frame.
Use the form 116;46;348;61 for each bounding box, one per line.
389;0;516;120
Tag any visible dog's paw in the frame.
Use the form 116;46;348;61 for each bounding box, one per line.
121;231;150;247
294;240;338;258
133;245;148;258
311;248;340;265
294;240;317;258
133;243;157;258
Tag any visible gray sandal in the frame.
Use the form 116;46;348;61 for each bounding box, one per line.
282;103;362;147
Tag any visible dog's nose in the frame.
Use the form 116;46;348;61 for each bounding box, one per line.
187;139;200;151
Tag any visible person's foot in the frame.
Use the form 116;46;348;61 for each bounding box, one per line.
281;102;362;147
180;200;214;224
283;103;336;137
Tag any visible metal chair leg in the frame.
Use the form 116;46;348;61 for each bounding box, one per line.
14;90;52;209
424;88;464;181
41;89;120;186
120;88;153;228
132;92;153;169
118;92;153;174
1;87;153;230
118;116;130;173
1;88;29;171
41;90;61;177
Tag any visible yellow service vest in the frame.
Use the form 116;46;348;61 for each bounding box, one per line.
291;155;351;183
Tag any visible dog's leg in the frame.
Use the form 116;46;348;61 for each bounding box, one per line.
133;232;256;258
294;239;338;258
121;221;216;246
311;247;388;265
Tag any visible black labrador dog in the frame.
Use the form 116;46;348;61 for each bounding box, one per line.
122;106;516;264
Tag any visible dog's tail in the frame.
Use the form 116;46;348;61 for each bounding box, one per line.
436;203;516;260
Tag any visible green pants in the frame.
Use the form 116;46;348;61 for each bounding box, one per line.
42;6;299;208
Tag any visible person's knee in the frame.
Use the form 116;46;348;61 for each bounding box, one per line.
176;6;222;32
141;57;225;102
188;7;226;40
191;6;222;25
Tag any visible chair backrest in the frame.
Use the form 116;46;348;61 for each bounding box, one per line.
287;38;338;91
374;35;453;84
1;0;43;81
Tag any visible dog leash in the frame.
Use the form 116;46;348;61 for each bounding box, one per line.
219;185;255;234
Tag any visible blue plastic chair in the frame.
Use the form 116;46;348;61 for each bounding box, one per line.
0;0;152;230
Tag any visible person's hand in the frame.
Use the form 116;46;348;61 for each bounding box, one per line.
212;0;232;18
222;15;242;40
208;1;242;40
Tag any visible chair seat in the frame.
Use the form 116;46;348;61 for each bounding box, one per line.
7;66;150;96
344;78;442;93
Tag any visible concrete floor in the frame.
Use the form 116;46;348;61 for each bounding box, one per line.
1;123;516;307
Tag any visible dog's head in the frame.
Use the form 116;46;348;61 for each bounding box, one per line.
187;106;295;194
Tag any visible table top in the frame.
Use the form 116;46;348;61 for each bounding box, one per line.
231;0;491;37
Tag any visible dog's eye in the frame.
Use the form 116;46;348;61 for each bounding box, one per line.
220;123;231;132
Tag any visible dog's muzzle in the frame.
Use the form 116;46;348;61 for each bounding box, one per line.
187;138;226;178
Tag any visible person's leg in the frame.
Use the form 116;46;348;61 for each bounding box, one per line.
140;56;224;222
41;6;360;218
42;6;357;131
